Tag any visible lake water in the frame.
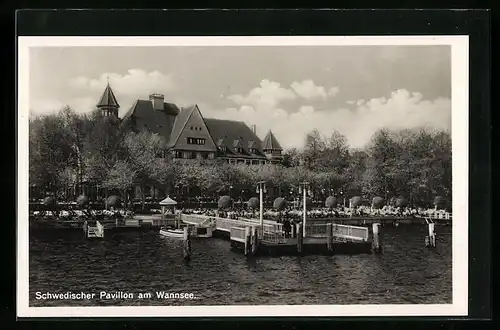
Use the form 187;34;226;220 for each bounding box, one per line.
29;225;452;306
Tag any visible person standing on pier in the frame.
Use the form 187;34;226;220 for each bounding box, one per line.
283;218;291;238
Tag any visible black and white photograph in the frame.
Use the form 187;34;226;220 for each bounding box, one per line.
17;36;469;317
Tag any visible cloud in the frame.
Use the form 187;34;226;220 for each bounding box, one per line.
346;100;356;105
69;69;175;97
328;87;340;97
228;79;296;109
291;80;328;99
205;88;451;150
32;69;176;116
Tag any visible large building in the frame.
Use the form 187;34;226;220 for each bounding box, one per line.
97;83;284;165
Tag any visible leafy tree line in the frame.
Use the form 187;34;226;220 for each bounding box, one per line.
29;106;451;209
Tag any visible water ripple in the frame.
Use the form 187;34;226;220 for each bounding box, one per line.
29;227;452;306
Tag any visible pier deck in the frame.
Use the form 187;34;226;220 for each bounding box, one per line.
177;214;372;255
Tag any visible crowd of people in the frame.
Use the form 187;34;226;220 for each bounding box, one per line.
31;200;451;222
180;205;451;222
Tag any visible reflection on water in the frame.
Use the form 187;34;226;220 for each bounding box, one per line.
29;225;452;306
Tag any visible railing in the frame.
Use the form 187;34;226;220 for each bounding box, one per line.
333;224;368;242
237;217;283;233
259;229;288;244
306;224;328;237
180;214;213;225
230;227;247;242
305;223;369;242
215;218;243;232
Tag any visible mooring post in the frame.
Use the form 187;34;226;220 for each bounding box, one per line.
326;223;333;252
83;220;88;237
372;223;382;254
297;223;303;254
244;226;251;256
426;222;436;248
291;222;297;238
251;226;258;255
183;226;192;261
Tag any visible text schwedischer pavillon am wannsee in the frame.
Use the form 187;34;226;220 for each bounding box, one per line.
35;291;196;300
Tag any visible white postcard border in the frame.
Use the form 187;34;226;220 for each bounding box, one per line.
17;35;469;318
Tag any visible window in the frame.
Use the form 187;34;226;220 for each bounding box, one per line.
187;137;206;145
208;153;215;159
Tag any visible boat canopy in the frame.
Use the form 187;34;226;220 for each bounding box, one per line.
159;196;178;206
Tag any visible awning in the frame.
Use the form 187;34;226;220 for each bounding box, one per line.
159;196;178;206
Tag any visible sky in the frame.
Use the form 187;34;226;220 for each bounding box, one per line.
29;45;451;150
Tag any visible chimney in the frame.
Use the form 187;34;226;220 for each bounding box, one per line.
149;93;165;111
251;124;256;134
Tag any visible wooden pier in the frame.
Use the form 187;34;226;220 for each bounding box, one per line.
176;214;374;256
83;220;104;239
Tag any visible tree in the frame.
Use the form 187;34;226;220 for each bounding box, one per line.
82;109;124;189
323;130;350;173
121;131;168;207
103;160;137;207
29;112;77;196
302;129;326;170
282;148;301;167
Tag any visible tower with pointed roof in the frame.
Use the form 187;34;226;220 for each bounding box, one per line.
262;130;283;164
96;81;120;117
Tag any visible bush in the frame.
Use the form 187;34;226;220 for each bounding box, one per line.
42;196;57;207
350;196;362;207
325;196;337;209
273;197;286;210
372;196;384;209
107;195;122;207
218;195;232;209
433;196;446;209
248;197;259;209
76;195;89;207
396;197;407;207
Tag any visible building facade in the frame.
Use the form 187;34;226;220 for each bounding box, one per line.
97;84;283;165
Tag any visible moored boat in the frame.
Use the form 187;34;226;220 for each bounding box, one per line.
159;228;184;238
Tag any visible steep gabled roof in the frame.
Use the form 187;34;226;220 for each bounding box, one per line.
262;130;283;151
204;119;267;159
97;83;120;108
166;105;197;148
120;100;179;140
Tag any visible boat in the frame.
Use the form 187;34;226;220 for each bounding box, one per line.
159;227;185;238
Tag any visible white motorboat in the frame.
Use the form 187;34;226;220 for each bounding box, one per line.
159;228;184;238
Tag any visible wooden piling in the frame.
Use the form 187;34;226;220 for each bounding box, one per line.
251;226;258;255
326;223;333;252
297;224;303;254
183;226;192;261
244;227;251;256
426;222;436;248
372;223;382;253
